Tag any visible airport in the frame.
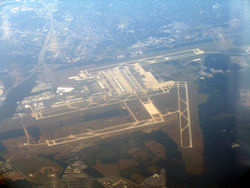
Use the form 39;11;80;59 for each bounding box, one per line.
17;48;203;148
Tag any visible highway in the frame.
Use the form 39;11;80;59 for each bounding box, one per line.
2;0;55;98
37;0;55;72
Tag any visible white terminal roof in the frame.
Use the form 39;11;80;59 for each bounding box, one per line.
56;87;74;93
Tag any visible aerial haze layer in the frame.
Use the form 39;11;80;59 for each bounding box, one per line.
0;0;250;187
